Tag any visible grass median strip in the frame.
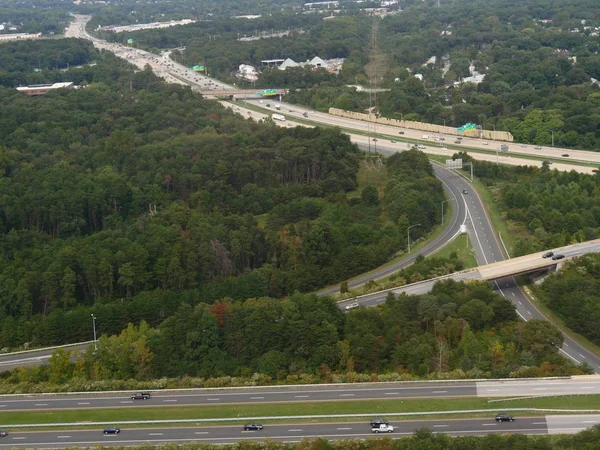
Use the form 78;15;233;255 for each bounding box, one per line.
2;395;600;427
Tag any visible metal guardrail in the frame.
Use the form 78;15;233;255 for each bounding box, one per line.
0;376;573;398
0;341;94;358
3;408;600;428
488;393;598;403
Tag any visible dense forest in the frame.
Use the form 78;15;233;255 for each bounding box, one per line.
1;281;588;389
536;254;600;347
0;0;69;35
0;38;447;350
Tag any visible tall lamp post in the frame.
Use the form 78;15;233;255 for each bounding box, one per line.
407;224;421;253
551;129;555;147
91;314;97;350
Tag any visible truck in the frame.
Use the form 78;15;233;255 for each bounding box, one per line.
372;424;394;433
272;113;286;122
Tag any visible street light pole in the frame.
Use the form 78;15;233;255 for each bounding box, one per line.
407;224;421;253
551;130;555;147
91;314;97;350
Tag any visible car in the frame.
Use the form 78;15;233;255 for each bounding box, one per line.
520;144;527;148
482;141;489;145
372;138;378;142
462;189;468;194
345;302;359;311
371;418;389;428
244;424;263;431
417;145;426;149
562;154;570;157
534;146;542;150
131;392;151;400
303;112;308;117
454;140;461;144
495;414;515;422
441;146;447;150
391;140;397;143
422;135;429;139
543;160;553;165
398;131;405;135
456;137;463;140
104;427;120;434
266;104;271;107
0;430;7;438
552;254;565;261
542;251;554;259
372;424;394;433
593;169;599;173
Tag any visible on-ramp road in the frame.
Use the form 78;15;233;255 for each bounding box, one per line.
0;416;598;448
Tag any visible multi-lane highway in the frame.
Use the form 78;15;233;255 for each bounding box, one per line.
0;378;599;412
1;416;599;448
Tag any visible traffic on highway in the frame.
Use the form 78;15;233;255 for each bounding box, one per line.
0;415;599;448
0;378;599;411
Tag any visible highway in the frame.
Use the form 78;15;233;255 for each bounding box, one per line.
0;416;599;447
0;378;599;412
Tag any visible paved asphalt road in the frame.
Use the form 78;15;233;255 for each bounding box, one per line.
1;378;599;412
318;161;466;295
1;416;599;448
0;343;91;372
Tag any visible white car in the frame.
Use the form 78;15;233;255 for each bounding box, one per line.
417;145;426;149
345;302;359;311
421;135;429;139
372;425;394;433
482;141;489;145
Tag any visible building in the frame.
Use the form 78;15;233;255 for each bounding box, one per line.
237;64;258;82
16;82;74;96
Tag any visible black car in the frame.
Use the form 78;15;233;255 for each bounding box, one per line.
398;131;405;135
104;427;120;434
562;154;570;157
243;424;263;431
0;430;7;438
552;254;565;261
462;189;468;194
495;414;515;422
131;392;151;400
371;417;389;428
542;251;554;259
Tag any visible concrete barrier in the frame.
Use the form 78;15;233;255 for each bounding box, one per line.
329;108;514;142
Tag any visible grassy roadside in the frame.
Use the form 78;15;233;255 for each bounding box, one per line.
524;285;600;360
2;396;600;428
429;234;478;269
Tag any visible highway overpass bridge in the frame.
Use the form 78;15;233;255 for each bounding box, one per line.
195;88;288;98
345;238;600;307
